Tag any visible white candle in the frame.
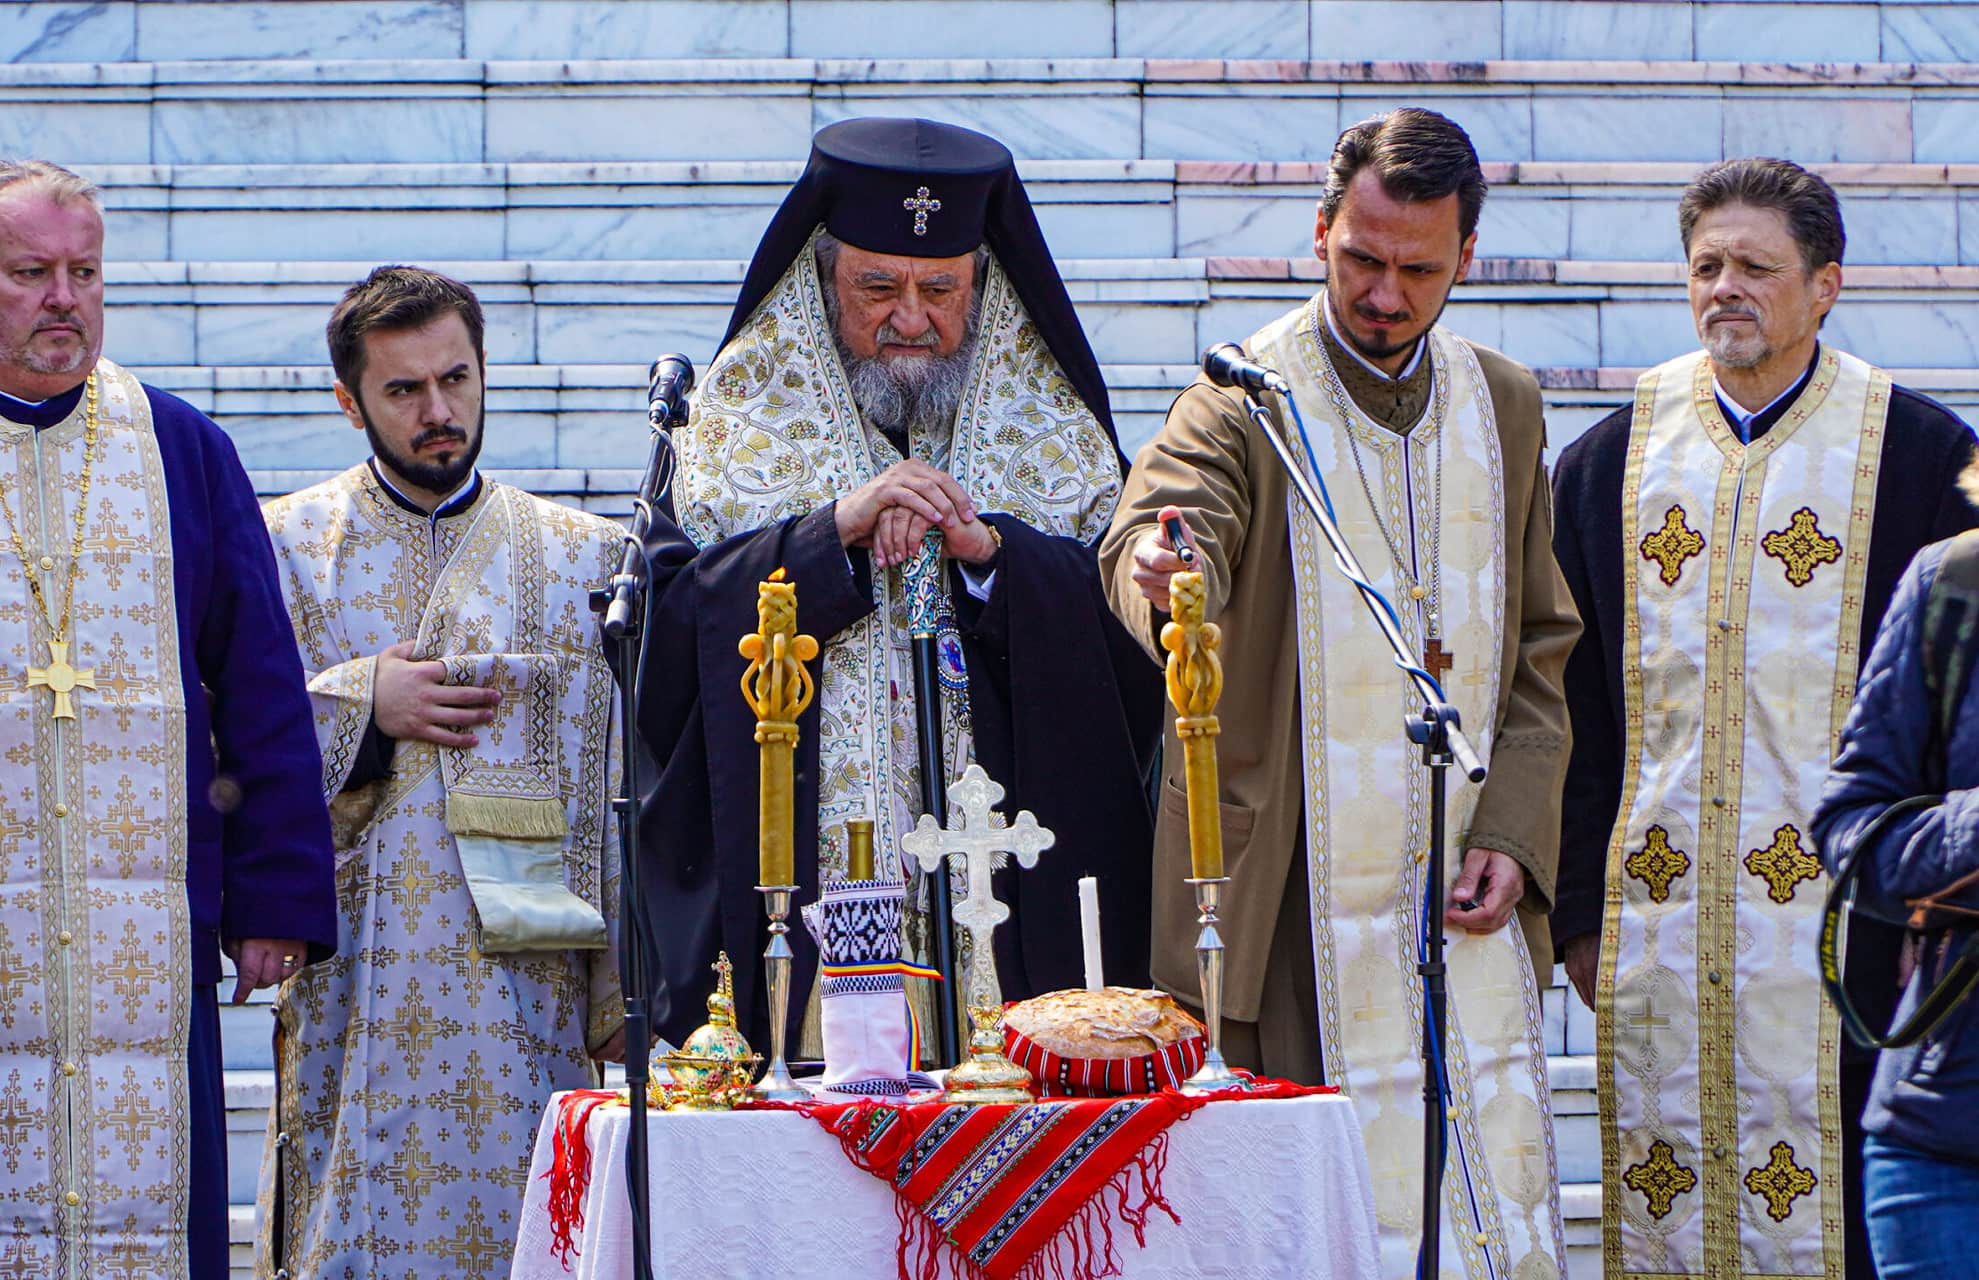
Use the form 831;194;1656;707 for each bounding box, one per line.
1078;876;1104;991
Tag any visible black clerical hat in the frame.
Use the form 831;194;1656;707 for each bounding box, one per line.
724;117;1116;438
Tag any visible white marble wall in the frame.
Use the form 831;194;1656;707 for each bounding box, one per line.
15;2;1979;65
14;59;1979;166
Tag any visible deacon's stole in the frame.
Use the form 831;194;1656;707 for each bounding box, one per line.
0;359;192;1278
1599;348;1883;1280
1251;305;1566;1280
260;469;621;1278
676;230;1122;880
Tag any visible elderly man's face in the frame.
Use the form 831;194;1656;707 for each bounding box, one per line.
831;244;977;363
1686;202;1840;372
0;191;104;401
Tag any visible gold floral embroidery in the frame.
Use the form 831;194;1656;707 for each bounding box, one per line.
1625;825;1691;904
1623;1138;1699;1219
1640;504;1705;586
1744;1140;1816;1222
1744;824;1822;904
1761;507;1842;587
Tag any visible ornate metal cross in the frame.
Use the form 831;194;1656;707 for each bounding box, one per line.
28;640;94;721
901;764;1055;1008
903;186;942;237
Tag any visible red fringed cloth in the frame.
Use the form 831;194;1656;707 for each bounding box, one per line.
540;1078;1335;1279
544;1088;633;1269
775;1077;1335;1280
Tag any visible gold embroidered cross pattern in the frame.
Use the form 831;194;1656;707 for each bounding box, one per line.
904;186;942;237
1623;1138;1698;1219
1745;824;1822;904
1640;504;1705;587
1626;825;1691;904
1761;507;1842;587
1744;1141;1816;1222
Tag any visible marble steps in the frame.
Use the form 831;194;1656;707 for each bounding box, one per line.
13;56;1979;167
118;355;1979;502
90;254;1979;377
16;1;1979;69
67;158;1979;268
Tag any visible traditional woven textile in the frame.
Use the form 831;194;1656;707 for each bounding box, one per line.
803;877;934;1094
798;1080;1334;1280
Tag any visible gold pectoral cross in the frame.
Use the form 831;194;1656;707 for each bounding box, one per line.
27;640;94;720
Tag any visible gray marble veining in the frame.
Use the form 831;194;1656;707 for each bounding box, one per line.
136;0;465;61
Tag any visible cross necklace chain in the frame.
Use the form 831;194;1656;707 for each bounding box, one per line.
0;372;101;719
1340;377;1452;682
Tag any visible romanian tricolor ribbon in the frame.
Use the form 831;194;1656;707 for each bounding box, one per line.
820;959;944;1068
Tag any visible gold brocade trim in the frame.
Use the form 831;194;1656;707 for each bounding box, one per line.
6;362;193;1275
1625;826;1690;904
1690;348;1841;465
1640;506;1705;587
1263;303;1561;1277
1624;1139;1699;1220
1760;509;1843;588
1599;366;1661;1278
1696;439;1757;1280
1744;825;1822;904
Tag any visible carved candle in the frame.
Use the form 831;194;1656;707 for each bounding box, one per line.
738;569;818;888
1160;570;1226;881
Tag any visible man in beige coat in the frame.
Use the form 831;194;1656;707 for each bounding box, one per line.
1101;107;1579;1278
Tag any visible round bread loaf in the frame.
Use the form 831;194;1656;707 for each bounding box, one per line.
1003;987;1206;1096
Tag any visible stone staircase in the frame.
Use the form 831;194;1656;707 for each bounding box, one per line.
10;2;1968;1277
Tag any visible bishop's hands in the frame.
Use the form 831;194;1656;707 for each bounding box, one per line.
835;459;998;569
374;641;501;749
1445;847;1526;935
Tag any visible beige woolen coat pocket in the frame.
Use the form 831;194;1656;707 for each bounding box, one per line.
1153;778;1280;1022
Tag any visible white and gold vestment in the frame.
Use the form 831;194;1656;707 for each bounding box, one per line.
257;465;623;1279
1251;306;1568;1280
1596;349;1885;1280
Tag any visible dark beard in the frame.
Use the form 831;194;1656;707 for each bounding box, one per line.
358;398;485;496
1325;275;1450;364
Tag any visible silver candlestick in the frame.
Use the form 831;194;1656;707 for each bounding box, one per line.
1181;876;1247;1094
748;885;807;1102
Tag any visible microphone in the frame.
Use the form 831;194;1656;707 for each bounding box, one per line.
1202;342;1291;397
599;355;694;639
646;353;695;426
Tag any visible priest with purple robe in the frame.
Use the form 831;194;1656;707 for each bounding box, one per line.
0;160;336;1277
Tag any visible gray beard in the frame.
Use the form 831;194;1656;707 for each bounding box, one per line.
840;341;976;444
822;278;980;446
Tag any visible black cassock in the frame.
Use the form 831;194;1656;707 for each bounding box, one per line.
632;499;1163;1050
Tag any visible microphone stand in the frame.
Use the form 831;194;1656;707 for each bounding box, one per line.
1237;389;1486;1280
589;382;685;1280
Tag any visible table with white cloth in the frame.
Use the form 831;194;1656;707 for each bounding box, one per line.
510;1091;1380;1280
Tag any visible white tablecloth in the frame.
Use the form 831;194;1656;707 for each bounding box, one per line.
511;1091;1380;1280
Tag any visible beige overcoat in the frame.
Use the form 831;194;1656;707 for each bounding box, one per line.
1098;340;1580;1023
